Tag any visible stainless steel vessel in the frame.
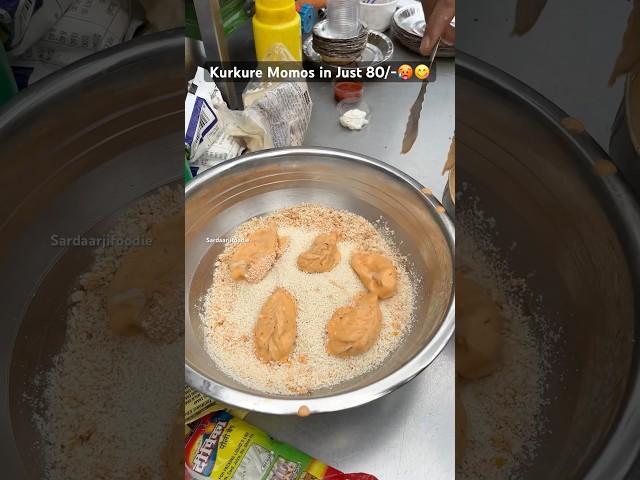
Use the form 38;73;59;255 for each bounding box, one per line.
0;31;182;478
185;147;455;415
458;52;640;479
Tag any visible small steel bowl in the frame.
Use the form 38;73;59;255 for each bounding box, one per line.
185;147;455;415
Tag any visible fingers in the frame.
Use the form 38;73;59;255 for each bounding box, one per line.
420;0;455;55
442;24;456;45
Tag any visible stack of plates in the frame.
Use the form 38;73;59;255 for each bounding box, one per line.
312;20;370;65
390;4;455;57
304;30;394;70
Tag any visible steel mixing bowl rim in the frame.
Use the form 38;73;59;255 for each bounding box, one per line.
458;51;640;479
185;146;455;415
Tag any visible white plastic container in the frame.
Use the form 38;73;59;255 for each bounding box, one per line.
360;0;399;32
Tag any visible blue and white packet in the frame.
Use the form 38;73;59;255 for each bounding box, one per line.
185;67;244;176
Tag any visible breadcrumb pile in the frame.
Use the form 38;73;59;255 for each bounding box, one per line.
457;197;555;479
33;186;183;480
203;204;416;395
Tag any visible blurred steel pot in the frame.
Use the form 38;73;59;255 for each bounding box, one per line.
458;52;640;479
0;30;182;478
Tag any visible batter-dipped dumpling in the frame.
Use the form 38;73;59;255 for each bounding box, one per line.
107;214;183;344
297;231;341;273
327;293;382;357
229;225;284;283
456;272;504;379
254;288;297;363
351;251;398;299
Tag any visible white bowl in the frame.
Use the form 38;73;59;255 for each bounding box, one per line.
360;0;399;32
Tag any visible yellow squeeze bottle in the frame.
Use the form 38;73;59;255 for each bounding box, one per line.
252;0;302;61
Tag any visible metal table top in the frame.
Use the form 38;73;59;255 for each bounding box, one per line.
301;54;454;202
248;35;456;480
198;9;455;477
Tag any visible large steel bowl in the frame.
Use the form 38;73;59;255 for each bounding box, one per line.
185;147;455;415
457;53;640;479
0;31;182;478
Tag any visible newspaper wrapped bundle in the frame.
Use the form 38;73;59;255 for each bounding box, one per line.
1;0;143;87
185;44;313;176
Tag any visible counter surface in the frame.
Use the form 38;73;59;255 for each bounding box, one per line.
248;36;455;480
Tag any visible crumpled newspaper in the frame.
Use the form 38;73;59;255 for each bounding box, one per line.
1;0;144;87
185;44;313;175
225;78;313;151
1;1;74;56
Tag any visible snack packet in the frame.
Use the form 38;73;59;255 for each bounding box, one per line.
185;67;244;176
216;43;313;151
185;411;378;480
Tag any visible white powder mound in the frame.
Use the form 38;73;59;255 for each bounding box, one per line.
33;186;184;480
457;198;554;479
202;205;416;395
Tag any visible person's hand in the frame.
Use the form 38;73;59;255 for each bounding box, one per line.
420;0;455;55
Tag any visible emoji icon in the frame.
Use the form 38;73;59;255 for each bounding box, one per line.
397;64;413;80
415;64;430;80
